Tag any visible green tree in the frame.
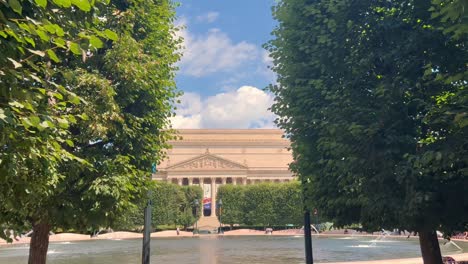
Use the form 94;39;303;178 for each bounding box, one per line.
1;1;115;263
266;0;467;263
0;0;180;263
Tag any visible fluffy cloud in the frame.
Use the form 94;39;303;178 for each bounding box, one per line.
196;12;219;23
176;20;260;77
170;86;276;129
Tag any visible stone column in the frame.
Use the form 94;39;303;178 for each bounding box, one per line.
233;178;237;185
210;178;216;217
221;177;227;185
177;178;182;186
242;178;247;185
199;178;204;188
199;178;204;218
188;178;193;186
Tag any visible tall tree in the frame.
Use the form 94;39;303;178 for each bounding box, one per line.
0;0;181;263
266;0;467;263
1;0;114;262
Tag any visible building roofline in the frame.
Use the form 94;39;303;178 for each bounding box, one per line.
174;129;285;135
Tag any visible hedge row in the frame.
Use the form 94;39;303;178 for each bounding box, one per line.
113;182;202;230
217;182;303;227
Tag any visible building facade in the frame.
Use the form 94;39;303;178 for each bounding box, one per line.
153;129;294;219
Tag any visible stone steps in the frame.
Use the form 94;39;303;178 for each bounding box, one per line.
197;217;220;230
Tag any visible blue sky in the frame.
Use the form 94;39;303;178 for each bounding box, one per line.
171;0;278;129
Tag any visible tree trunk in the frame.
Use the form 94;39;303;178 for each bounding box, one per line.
28;222;51;264
418;230;443;264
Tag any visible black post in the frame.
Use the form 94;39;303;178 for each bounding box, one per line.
302;175;314;264
142;201;152;264
142;163;156;264
304;210;313;264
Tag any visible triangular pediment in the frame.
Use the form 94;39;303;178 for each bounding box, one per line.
167;154;247;171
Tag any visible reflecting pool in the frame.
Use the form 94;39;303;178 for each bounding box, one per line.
1;236;466;264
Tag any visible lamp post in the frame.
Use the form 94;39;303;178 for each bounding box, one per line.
194;199;199;234
218;199;223;234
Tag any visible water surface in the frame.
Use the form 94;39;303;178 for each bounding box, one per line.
0;236;466;264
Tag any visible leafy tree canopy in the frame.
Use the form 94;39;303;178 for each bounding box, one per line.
266;0;466;262
1;0;181;262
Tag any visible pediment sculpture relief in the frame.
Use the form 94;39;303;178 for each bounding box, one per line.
170;155;247;170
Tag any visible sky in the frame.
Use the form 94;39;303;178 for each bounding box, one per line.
171;0;278;129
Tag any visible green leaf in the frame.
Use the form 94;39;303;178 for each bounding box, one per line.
29;116;41;127
52;92;63;100
69;42;81;55
8;0;22;15
54;25;65;37
54;37;66;48
71;0;91;11
104;29;118;41
69;94;81;104
53;0;72;7
36;88;46;94
78;113;89;120
65;140;74;147
21;118;32;128
36;29;50;41
44;24;57;34
90;36;103;48
47;50;61;63
24;37;36;47
56;117;69;128
35;0;47;8
68;115;77;123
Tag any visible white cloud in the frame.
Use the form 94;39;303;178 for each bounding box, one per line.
175;92;202;115
176;19;260;77
170;86;276;129
196;12;219;23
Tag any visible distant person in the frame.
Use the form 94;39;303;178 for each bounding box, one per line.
176;227;180;236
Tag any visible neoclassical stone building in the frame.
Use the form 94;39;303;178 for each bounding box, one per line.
153;129;294;220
